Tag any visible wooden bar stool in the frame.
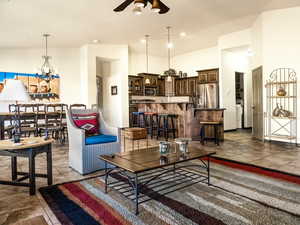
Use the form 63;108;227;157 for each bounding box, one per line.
199;111;224;145
132;112;146;128
123;128;148;152
157;114;177;141
144;112;158;138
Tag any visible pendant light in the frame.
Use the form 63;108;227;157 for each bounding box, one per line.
166;26;173;82
144;35;151;85
133;6;142;15
134;0;145;8
38;34;56;82
151;0;160;13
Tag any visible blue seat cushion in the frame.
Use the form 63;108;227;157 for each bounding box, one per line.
85;134;117;145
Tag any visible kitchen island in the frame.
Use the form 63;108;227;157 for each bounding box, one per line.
132;96;225;140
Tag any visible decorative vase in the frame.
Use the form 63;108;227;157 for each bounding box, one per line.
272;104;280;117
279;106;291;117
277;86;287;96
40;85;48;93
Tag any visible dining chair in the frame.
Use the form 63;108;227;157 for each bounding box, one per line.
40;104;65;143
70;104;87;112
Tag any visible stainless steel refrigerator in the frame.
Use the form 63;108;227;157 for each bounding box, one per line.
197;83;219;108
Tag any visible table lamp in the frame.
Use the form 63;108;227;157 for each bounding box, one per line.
0;79;31;142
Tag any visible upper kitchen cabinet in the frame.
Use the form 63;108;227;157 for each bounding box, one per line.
197;68;219;83
187;77;197;96
128;75;144;96
138;73;158;87
157;77;165;96
175;76;197;96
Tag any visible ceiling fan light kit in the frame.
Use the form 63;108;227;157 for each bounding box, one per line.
151;0;160;13
114;0;169;15
134;0;145;7
133;6;142;15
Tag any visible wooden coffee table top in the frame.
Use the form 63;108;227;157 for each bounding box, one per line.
0;137;53;151
100;147;216;173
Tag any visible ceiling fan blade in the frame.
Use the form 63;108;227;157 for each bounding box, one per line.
158;1;170;14
114;0;135;12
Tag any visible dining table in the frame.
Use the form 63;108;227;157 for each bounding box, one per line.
0;137;53;195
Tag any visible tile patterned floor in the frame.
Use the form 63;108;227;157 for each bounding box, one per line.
0;130;299;225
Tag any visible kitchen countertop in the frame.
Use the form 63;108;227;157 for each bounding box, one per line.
134;101;193;104
194;108;226;111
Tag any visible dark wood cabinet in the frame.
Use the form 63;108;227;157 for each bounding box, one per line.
175;79;181;96
129;73;200;97
175;76;197;96
181;78;188;96
157;77;165;96
197;68;219;83
187;77;197;96
128;75;143;96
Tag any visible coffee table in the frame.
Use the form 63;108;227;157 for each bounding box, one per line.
100;146;216;215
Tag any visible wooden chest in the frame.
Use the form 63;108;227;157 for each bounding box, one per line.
123;128;147;140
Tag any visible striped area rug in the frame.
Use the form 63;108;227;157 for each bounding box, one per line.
40;162;300;225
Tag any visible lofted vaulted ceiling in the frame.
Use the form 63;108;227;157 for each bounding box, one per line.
0;0;300;56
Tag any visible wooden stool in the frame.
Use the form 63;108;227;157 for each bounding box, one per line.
200;122;222;145
144;112;158;138
132;112;146;128
157;114;177;141
123;128;148;151
199;110;224;145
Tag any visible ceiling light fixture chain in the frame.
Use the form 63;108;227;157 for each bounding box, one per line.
166;26;174;82
38;34;56;82
167;26;171;70
145;34;149;73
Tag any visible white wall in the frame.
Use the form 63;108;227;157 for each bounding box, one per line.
172;47;219;77
218;29;252;131
221;49;252;130
259;7;300;142
251;15;263;70
0;45;130;128
97;59;124;127
80;44;129;127
129;51;167;75
0;48;81;111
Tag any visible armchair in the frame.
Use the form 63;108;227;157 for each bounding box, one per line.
66;109;121;175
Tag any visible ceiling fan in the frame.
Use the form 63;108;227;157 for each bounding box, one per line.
114;0;170;14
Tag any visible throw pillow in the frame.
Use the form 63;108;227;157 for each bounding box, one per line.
72;113;99;135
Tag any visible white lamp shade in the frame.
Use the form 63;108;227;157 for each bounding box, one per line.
0;79;31;102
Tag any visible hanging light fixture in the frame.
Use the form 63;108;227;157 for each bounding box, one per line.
133;6;142;15
166;26;173;82
38;34;56;82
134;0;145;8
151;0;160;13
144;35;151;84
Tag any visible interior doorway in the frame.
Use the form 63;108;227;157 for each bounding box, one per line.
235;72;245;129
96;76;103;109
252;66;264;140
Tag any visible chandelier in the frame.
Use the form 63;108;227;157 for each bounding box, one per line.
38;34;56;82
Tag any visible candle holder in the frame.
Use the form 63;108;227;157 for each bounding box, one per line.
175;138;191;154
159;141;171;160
